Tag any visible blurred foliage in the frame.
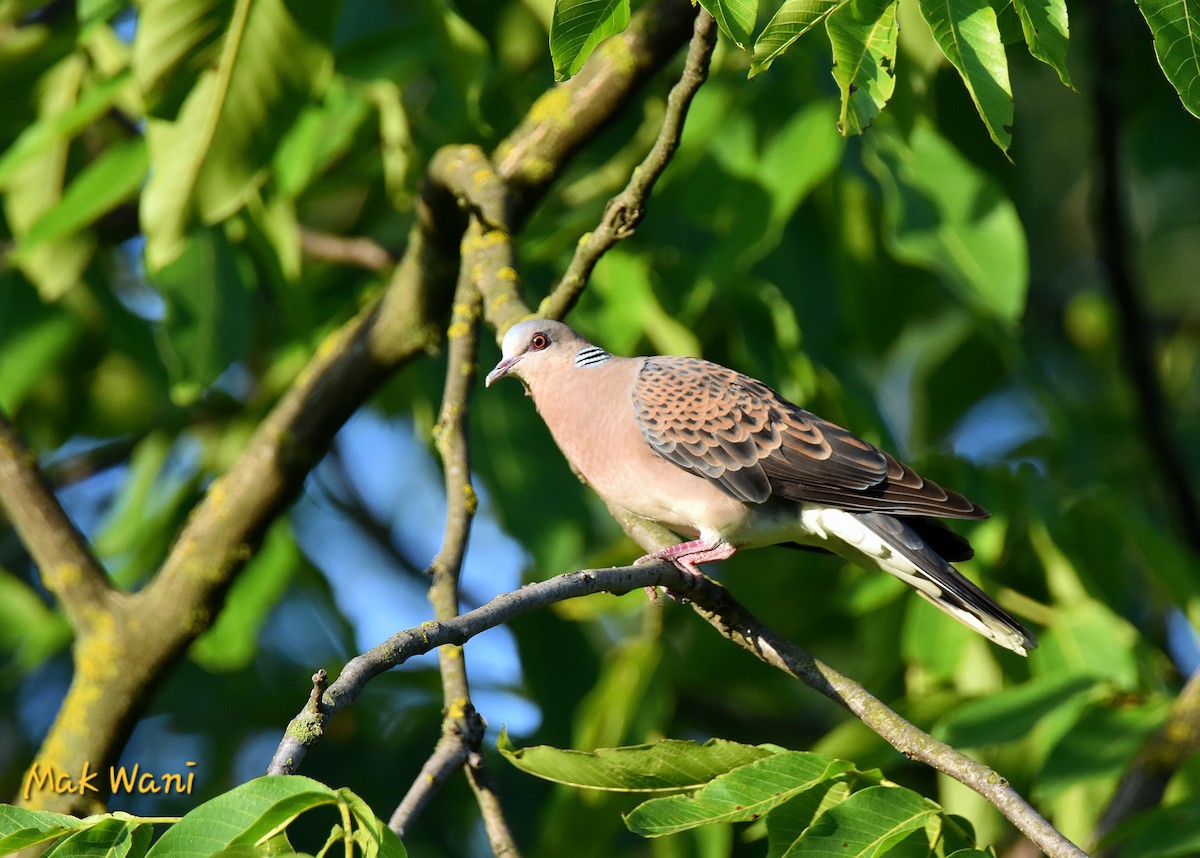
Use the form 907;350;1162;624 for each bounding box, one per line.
0;0;1198;855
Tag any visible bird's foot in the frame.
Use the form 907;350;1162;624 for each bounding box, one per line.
635;538;736;601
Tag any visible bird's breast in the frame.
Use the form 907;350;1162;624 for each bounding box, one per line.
530;366;751;538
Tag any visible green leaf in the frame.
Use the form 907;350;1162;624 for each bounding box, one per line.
150;227;253;395
0;806;85;853
826;0;898;135
0;278;79;413
22;137;148;248
1036;700;1169;800
917;0;1013;151
41;817;153;858
698;0;757;49
766;781;852;858
1136;0;1200;118
1099;798;1200;858
145;775;404;857
190;523;300;671
275;77;373;197
549;0;631;81
1013;0;1072;88
572;636;662;751
0;56;99;299
0;70;131;186
933;673;1098;747
751;0;844;78
0;566;71;669
338;786;408;858
784;785;938;856
758;101;845;231
865;123;1028;321
1029;601;1139;689
134;0;233;107
498;734;779;791
623;752;854;836
139;0;339;269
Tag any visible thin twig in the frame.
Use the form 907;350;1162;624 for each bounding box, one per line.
267;562;1084;857
540;9;718;321
390;728;472;836
26;0;698;817
300;227;396;272
0;410;116;632
389;206;521;850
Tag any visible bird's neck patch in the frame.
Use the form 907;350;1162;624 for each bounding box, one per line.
574;346;611;368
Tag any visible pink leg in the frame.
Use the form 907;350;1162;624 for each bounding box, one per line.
636;537;737;580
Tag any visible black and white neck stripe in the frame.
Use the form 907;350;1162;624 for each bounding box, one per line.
574;346;611;368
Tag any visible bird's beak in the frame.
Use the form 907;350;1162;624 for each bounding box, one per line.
485;355;521;387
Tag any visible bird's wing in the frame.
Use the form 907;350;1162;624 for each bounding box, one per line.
854;512;1034;654
632;356;986;518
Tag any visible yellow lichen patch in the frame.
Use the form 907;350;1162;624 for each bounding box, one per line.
440;644;463;661
519;156;554;184
597;35;637;76
462;484;478;515
446;694;470;719
489;292;515;316
288;717;324;743
497;266;520;282
528;87;574;127
44;562;83;593
464;228;512;253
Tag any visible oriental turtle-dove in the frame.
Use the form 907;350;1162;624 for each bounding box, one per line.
486;319;1035;656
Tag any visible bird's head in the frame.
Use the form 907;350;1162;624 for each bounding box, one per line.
485;319;595;391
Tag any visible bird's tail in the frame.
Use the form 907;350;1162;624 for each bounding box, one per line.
854;512;1037;656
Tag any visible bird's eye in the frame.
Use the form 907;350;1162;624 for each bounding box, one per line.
530;332;550;351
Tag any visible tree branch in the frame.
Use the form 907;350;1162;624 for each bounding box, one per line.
389;257;520;851
540;8;718;321
299;227;395;272
0;410;116;632
23;0;698;815
268;562;1084;857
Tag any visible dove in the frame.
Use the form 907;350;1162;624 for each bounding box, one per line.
485;319;1036;655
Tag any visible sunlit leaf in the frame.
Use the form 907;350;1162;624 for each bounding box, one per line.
0;55;97;299
37;817;152;858
826;0;898;135
549;0;631;81
1036;699;1169;801
917;0;1013;151
0;806;85;854
134;0;234;107
23;137;148;248
866;122;1028;321
1013;0;1072;88
139;0;339;269
499;733;779;791
624;752;854;836
782;784;938;855
750;0;844;78
144;776;405;857
934;673;1098;747
1136;0;1200;118
698;0;756;49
